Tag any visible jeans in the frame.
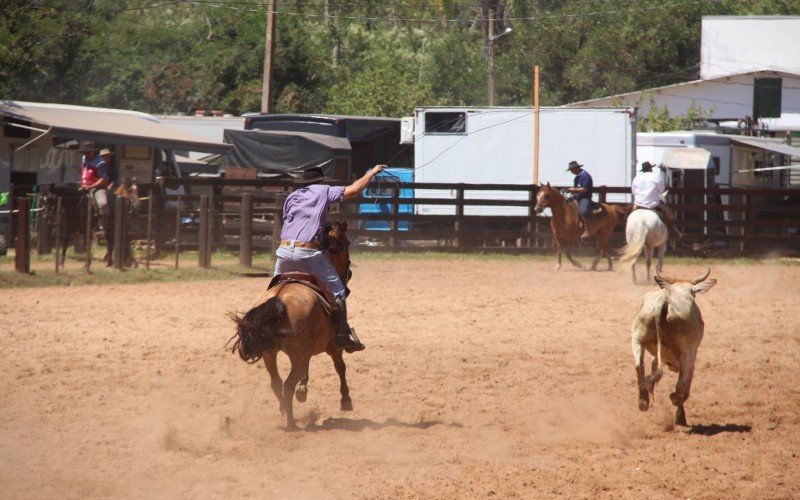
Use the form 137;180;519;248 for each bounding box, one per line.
578;197;592;217
274;244;346;298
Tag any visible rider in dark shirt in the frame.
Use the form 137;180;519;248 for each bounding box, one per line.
566;160;594;239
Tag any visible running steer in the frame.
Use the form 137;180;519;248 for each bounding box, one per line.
631;268;717;426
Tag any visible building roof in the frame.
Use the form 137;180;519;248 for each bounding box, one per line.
1;101;232;154
565;69;800;108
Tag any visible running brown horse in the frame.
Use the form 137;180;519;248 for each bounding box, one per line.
229;221;355;430
534;182;621;271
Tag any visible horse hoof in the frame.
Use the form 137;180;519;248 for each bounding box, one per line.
638;399;649;412
296;389;307;403
341;398;353;412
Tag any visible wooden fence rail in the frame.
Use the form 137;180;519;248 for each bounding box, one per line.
6;180;799;273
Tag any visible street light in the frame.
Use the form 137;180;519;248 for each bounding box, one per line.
487;26;512;106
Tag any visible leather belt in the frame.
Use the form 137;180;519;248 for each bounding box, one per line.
280;239;320;250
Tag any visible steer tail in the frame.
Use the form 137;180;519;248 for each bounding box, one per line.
228;296;287;363
618;222;647;270
645;299;667;390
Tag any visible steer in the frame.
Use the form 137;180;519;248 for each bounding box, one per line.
631;268;717;426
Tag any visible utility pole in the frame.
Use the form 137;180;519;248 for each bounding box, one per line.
487;8;495;107
260;0;276;114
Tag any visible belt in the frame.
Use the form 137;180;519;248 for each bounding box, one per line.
280;239;320;250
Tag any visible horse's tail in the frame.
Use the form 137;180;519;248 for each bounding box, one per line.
227;296;288;363
617;217;647;269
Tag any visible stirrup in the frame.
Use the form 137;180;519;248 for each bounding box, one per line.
335;328;365;353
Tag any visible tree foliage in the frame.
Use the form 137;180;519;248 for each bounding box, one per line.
1;0;799;117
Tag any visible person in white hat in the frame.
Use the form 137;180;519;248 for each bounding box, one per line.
632;161;682;240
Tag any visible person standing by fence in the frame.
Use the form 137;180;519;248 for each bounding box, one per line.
274;164;385;352
79;143;111;237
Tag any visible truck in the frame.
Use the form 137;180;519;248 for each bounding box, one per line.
402;106;637;215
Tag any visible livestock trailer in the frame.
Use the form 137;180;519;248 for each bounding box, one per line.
403;106;637;215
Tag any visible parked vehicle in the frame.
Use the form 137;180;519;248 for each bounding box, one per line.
357;167;413;231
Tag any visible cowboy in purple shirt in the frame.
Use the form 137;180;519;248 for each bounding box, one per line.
274;164;385;352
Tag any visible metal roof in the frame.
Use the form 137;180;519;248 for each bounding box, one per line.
729;136;800;157
1;101;232;154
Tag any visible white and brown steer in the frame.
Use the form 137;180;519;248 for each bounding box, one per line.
631;268;717;426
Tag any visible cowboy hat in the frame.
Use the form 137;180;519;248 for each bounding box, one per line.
566;160;583;171
291;167;332;185
99;148;114;156
77;141;99;152
640;161;655;171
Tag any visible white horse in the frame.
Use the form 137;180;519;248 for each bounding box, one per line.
618;209;668;284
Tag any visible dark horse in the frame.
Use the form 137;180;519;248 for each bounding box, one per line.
44;182;137;268
229;221;355;430
534;182;622;271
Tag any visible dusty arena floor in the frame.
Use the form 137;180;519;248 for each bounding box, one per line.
1;256;798;498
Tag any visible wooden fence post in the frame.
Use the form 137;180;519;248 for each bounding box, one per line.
199;195;209;268
14;197;30;274
174;195;181;270
36;195;49;255
454;187;464;249
741;192;751;253
206;194;214;267
271;192;286;260
389;187;399;249
113;196;125;270
54;197;62;273
145;195;153;270
85;194;92;273
240;193;253;267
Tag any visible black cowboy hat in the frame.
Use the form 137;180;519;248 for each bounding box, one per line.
566;160;583;171
640;161;655;172
291;166;332;185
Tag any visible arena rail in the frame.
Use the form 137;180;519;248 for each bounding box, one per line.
6;179;799;273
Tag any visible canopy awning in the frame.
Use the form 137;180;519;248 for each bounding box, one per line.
223;129;351;176
0;101;232;154
661;148;713;170
730;136;800;157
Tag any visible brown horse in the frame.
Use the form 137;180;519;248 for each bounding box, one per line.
229;221;355;430
534;183;621;271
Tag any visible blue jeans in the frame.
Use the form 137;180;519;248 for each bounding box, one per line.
578;197;592;217
274;244;346;298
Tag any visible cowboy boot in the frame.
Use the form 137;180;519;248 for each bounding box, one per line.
333;297;365;353
580;216;591;239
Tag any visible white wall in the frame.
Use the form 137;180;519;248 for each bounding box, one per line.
701;17;800;79
571;73;800;128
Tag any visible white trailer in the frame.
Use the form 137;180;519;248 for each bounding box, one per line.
402;106;637;215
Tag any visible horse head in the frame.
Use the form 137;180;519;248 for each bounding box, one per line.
323;220;351;285
534;182;560;214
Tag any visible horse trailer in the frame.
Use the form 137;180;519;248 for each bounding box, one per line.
402;106;637;216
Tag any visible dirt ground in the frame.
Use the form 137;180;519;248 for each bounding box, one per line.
1;256;798;499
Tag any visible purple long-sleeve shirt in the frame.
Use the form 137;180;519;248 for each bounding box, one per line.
280;184;345;244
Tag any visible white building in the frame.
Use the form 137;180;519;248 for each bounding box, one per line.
568;16;800;137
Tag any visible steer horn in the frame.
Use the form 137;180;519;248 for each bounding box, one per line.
654;271;677;284
691;267;712;285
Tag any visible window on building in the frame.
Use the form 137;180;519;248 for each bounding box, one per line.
424;112;466;134
753;78;782;119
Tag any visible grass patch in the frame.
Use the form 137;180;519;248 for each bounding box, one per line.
0;250;273;288
1;249;796;288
